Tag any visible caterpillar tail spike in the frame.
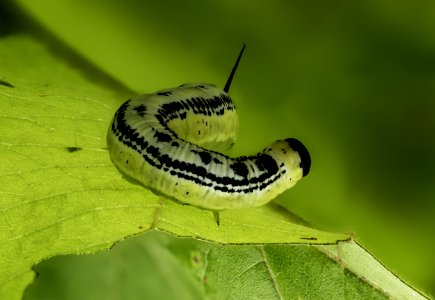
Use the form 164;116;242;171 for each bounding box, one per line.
107;46;310;211
224;43;246;93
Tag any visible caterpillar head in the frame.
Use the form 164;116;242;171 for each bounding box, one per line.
285;138;311;177
268;138;311;179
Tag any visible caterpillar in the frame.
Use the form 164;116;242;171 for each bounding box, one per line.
107;45;310;211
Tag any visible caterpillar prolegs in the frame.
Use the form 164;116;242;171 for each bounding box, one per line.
107;46;311;211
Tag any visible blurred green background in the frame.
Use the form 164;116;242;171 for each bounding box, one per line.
2;0;434;297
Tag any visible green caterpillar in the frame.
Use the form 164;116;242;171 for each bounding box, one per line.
107;46;310;211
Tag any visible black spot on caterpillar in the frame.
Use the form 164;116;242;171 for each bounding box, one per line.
230;161;249;177
154;131;172;143
107;45;311;210
133;104;147;117
192;150;212;165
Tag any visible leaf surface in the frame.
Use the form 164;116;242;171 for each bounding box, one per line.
25;231;426;300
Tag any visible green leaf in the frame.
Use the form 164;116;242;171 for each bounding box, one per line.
25;231;426;300
0;35;352;300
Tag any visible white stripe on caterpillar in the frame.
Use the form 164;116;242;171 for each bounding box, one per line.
107;46;310;210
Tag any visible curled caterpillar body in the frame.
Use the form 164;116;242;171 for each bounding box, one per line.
107;83;311;210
